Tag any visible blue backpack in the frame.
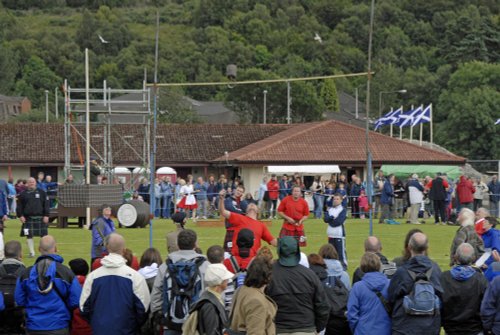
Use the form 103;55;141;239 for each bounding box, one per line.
162;257;205;331
403;268;440;315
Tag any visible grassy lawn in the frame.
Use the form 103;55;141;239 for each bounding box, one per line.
3;216;456;278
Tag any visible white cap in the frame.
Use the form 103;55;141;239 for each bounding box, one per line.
204;263;234;287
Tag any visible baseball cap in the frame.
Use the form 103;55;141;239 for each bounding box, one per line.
204;263;234;287
171;212;186;224
277;236;300;267
237;228;254;258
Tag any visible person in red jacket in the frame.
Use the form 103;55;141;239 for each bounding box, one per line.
278;186;310;247
266;174;280;219
68;258;92;335
456;175;476;210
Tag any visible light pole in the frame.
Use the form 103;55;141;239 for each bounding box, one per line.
378;89;407;119
45;90;49;123
354;84;365;119
263;90;267;124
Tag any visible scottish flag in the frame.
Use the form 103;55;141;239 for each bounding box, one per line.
374;107;402;130
412;104;431;127
396;107;422;127
496;118;500;125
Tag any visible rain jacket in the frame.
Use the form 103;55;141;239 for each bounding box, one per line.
14;254;82;332
347;271;391;335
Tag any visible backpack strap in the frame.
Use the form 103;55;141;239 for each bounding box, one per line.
228;256;240;273
407;269;417;281
375;291;392;315
424;268;433;280
0;265;8;277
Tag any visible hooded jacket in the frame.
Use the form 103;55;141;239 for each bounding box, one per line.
347;271;391;335
324;258;351;290
381;179;394;205
440;266;487;335
481;275;500;334
387;255;443;335
80;253;151;335
482;228;500;266
14;254;82;331
456;176;476;204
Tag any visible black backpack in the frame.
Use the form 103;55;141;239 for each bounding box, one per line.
0;264;25;333
323;275;349;319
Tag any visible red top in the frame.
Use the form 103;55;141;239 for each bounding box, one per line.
223;255;253;273
278;195;310;230
425;179;450;189
228;212;275;257
71;276;92;335
267;180;279;200
456;176;476;204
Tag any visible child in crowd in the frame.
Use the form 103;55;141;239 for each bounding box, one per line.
337;182;348;208
358;190;368;219
69;258;92;335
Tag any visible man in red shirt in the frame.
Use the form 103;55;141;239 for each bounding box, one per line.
219;190;277;258
266;174;280;219
278;186;310;246
456;175;476;210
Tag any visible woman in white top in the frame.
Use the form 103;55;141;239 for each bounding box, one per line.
177;175;198;220
473;177;489;211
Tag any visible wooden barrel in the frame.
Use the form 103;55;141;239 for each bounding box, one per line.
117;200;151;228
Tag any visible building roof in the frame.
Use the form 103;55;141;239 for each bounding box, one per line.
0;94;28;104
0;121;464;167
0;123;290;166
213;120;465;165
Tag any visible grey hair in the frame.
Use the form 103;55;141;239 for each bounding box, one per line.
412;173;419;179
459;208;475;227
455;243;476;265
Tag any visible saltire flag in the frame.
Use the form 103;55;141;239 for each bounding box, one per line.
411;104;431;127
374;107;402;130
496;118;500;125
396;106;422;127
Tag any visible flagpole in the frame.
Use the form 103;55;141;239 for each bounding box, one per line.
419;104;424;146
389;107;393;137
430;103;433;147
399;105;403;139
409;104;414;142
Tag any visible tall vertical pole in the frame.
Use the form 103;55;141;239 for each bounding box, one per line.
263;90;267;124
286;81;291;124
54;88;59;119
85;48;91;228
149;10;160;248
355;87;359;119
45;90;49;123
63;79;70;177
389;107;393;137
366;0;375;236
430;103;433;147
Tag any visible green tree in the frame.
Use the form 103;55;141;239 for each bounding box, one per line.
436;62;500;160
320;79;340;113
15;56;62;108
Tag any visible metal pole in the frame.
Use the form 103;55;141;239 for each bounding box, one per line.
287;81;291;124
366;0;375;236
54;88;58;119
263;90;267;124
355;87;359;119
378;91;382;120
149;10;160;248
85;48;91;228
45;90;49;123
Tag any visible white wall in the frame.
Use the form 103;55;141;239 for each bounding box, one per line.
0;166;30;181
240;166;266;197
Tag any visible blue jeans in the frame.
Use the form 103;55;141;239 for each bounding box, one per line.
491;199;499;218
162;196;172;218
155;197;161;217
313;194;324;218
163;330;181;335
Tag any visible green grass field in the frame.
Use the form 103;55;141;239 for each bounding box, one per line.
3;217;456;278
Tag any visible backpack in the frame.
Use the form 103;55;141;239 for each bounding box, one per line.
323;275;349;319
228;256;246;289
181;306;201;335
380;261;397;279
403;268;440;316
162;256;205;331
0;264;25;332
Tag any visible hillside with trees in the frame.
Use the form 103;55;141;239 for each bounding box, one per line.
0;0;498;159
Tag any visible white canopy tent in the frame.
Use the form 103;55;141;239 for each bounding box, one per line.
266;165;341;174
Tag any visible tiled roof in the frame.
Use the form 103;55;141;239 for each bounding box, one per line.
214;120;465;165
0;123;290;165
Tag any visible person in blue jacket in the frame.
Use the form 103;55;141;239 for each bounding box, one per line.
90;204;115;263
348;252;391;335
324;194;348;269
379;175;396;224
0;290;4;312
15;235;82;334
481;275;500;335
481;217;500;267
